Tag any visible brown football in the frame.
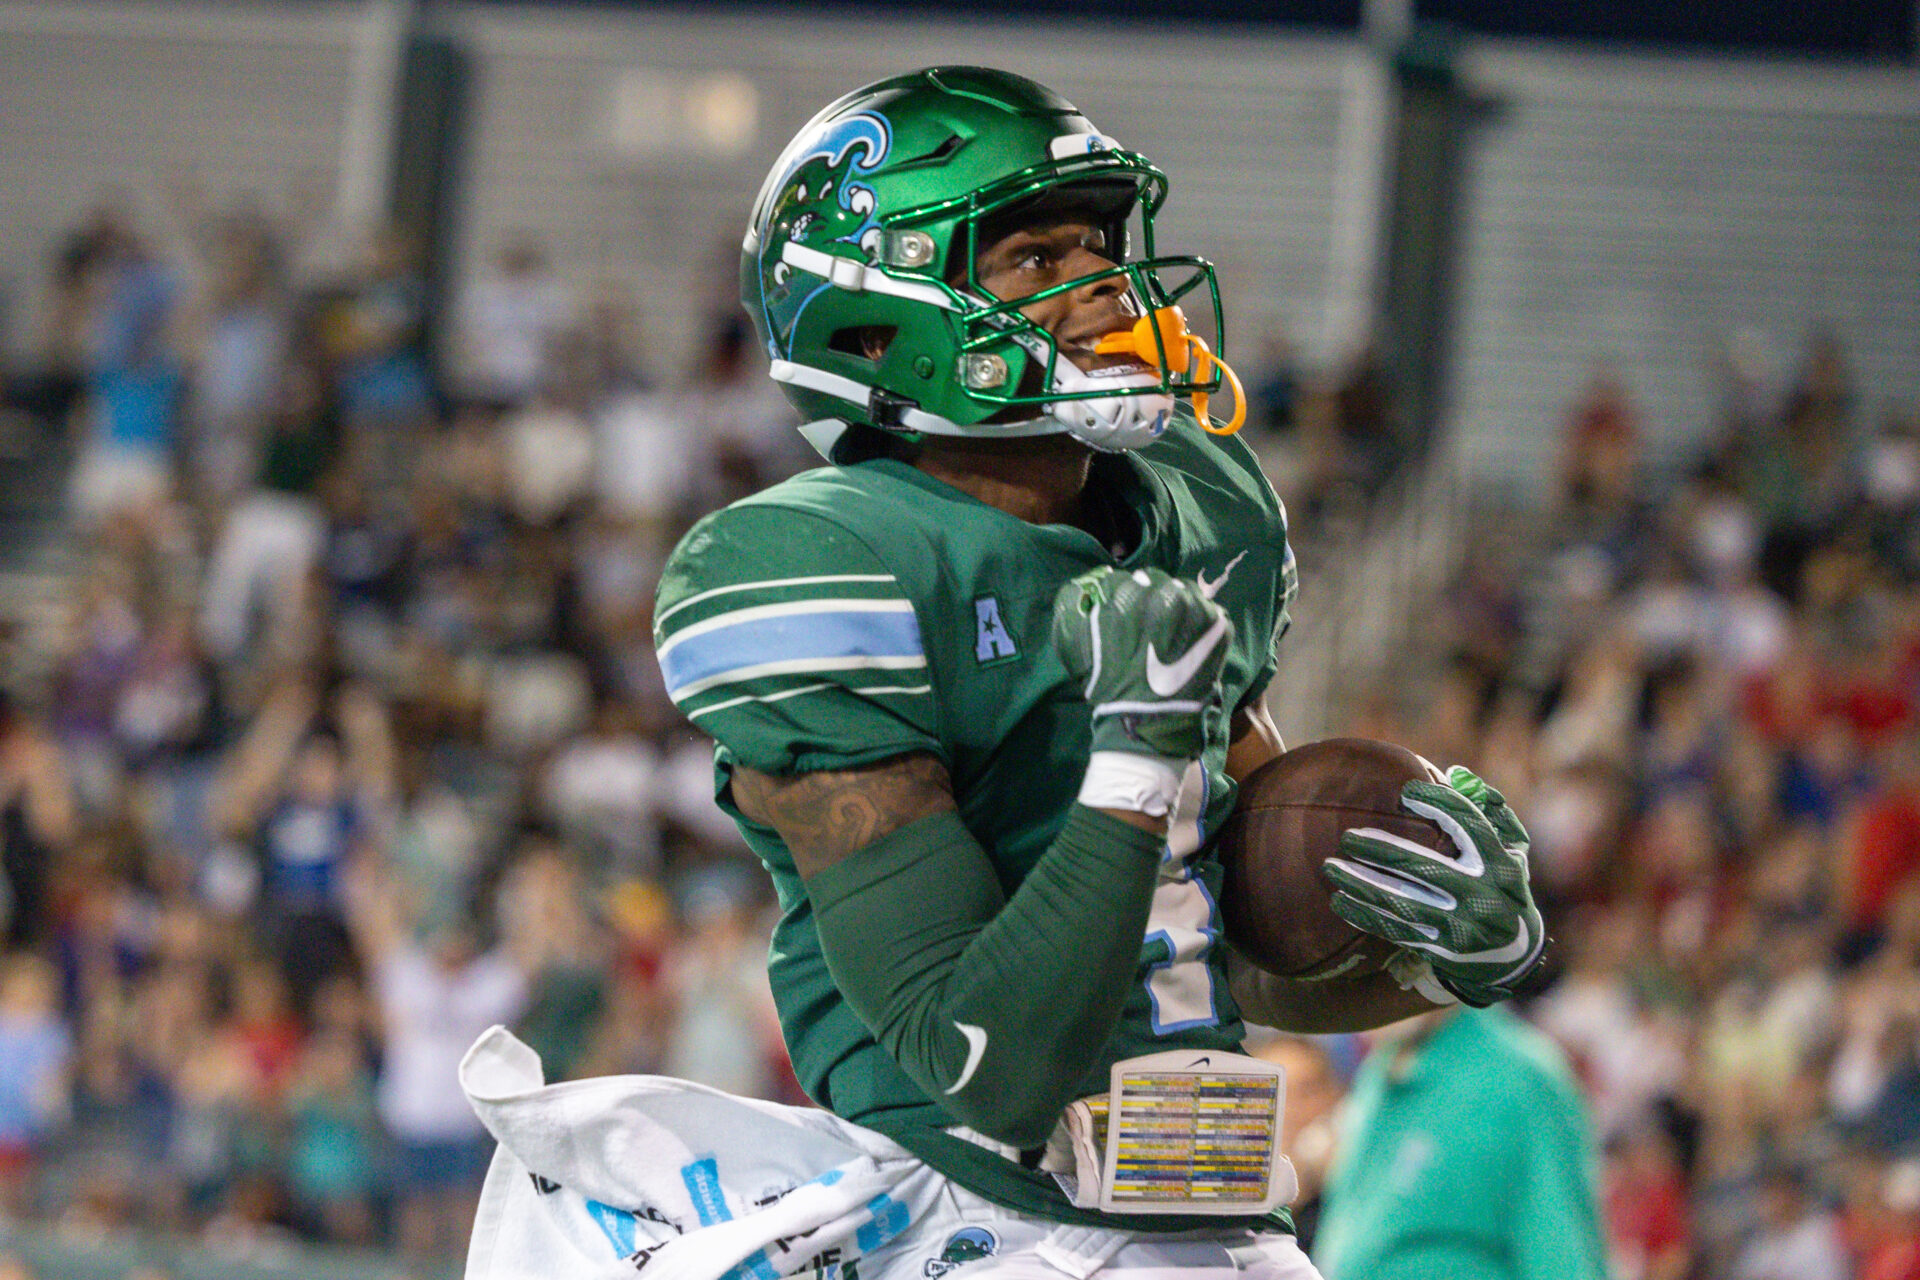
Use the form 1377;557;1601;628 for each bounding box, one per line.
1218;738;1448;981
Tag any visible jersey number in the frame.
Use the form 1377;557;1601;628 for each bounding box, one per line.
1142;763;1221;1033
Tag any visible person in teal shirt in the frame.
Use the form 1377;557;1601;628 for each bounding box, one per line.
1314;1006;1610;1280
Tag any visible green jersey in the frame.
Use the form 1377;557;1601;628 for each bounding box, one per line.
654;413;1296;1223
1314;1008;1609;1280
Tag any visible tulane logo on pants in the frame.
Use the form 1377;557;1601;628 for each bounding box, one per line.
923;1226;998;1278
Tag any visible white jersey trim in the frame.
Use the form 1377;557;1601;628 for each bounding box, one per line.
671;655;928;703
656;573;898;629
686;681;932;722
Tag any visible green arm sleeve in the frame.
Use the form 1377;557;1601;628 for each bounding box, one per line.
1511;1084;1610;1280
804;805;1163;1149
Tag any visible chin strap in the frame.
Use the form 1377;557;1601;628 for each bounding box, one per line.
1043;362;1173;453
1094;307;1247;436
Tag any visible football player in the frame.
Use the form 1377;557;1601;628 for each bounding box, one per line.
465;65;1546;1280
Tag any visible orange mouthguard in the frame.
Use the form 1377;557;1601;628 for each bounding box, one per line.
1093;306;1247;435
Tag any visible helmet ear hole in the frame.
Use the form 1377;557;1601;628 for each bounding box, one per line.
828;326;897;362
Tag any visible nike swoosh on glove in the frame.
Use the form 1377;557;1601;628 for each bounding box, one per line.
1052;566;1232;763
1321;766;1546;1007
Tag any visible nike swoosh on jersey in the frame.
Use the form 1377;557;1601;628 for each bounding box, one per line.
945;1022;989;1095
1195;550;1248;601
1145;615;1230;697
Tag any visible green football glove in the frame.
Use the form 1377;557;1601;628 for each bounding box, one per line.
1322;766;1546;1007
1052;566;1232;763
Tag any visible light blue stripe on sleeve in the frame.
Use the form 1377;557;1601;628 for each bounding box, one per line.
661;608;924;697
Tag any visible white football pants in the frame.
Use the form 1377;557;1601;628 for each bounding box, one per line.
460;1027;1322;1280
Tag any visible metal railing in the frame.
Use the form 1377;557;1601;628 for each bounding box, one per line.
1267;449;1470;743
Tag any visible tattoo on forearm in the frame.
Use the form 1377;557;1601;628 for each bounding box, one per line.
731;753;956;878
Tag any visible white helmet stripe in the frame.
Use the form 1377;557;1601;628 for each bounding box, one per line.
780;242;958;312
769;362;1058;438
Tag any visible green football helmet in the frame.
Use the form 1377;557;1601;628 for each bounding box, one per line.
741;67;1234;460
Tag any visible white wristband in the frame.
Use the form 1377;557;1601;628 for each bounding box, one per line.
1078;751;1184;818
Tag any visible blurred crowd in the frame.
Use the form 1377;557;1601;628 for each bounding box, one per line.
1319;332;1920;1280
3;184;1917;1280
0;194;814;1261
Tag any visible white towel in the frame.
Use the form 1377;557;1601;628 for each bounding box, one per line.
461;1026;945;1280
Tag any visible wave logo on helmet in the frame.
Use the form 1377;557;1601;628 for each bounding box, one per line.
922;1227;997;1278
758;111;893;359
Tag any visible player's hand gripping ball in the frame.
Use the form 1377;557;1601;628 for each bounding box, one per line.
1220;739;1447;981
1324;766;1546;1006
1051;566;1232;763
